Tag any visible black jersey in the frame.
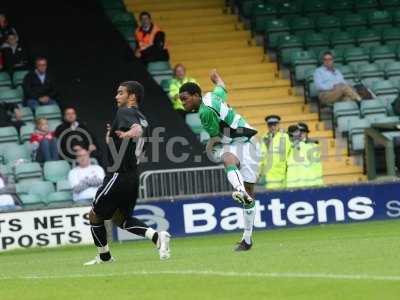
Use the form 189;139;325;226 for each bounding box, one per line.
107;106;148;173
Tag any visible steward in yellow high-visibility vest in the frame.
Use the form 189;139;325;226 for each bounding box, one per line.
259;115;291;189
286;123;324;188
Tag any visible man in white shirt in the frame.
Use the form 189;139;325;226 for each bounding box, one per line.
68;145;105;202
314;51;361;106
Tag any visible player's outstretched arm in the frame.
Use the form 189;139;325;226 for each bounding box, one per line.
210;69;226;89
115;124;143;139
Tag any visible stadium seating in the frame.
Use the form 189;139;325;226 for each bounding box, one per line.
0;72;12;87
0;87;23;104
35;104;62;120
43;160;71;183
0;126;19;145
14;162;43;183
12;70;29;86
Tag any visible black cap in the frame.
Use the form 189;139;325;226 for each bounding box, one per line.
288;125;300;135
265;115;281;124
298;122;310;133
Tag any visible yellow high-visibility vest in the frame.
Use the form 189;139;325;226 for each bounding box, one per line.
259;130;291;189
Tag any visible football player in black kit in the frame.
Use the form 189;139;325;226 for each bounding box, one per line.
84;81;170;265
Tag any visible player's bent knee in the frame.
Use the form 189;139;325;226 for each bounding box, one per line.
89;209;104;225
111;209;126;228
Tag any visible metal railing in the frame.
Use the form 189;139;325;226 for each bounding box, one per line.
139;166;233;200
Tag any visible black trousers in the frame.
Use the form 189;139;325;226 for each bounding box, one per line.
92;171;139;220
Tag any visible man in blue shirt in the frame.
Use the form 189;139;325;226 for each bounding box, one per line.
314;51;361;106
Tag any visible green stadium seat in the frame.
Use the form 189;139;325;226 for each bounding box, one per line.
357;63;385;87
28;181;55;200
110;11;136;27
56;179;72;192
344;47;370;69
0;72;12;87
381;0;400;8
337;115;361;134
370;45;397;69
330;31;356;50
19;193;45;208
101;0;126;11
316;15;341;33
304;68;319;100
336;65;357;84
240;0;262;18
147;61;173;83
372;115;400;124
341;13;368;30
371;80;399;113
355;29;382;47
289;17;315;35
3;144;31;166
355;0;378;12
360;98;387;117
20;123;35;143
0;163;13;179
251;3;278;33
329;0;354;15
393;10;400;25
12;70;29;86
278;1;302;16
43;160;71;183
333;100;360;123
385;61;400;86
0;87;23;104
303;32;329;52
46;191;73;206
264;18;290;49
0;126;19;144
277;35;304;65
160;79;171;93
15;106;34;122
185;113;203;134
367;10;393;29
291;50;318;82
48;119;62;131
15;162;42;183
381;27;400;45
349;118;371;152
303;0;328;16
35;104;61;120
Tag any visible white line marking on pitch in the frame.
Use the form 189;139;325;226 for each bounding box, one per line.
1;270;400;281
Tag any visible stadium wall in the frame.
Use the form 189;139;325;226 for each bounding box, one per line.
1;181;400;251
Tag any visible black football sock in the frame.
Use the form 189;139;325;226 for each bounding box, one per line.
90;223;111;261
122;217;159;245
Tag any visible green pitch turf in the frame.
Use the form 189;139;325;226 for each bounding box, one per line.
1;220;399;300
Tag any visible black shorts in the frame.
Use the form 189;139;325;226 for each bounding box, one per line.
92;171;139;220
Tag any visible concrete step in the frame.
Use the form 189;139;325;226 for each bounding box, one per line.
172;46;263;62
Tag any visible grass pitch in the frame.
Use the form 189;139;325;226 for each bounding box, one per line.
1;220;399;300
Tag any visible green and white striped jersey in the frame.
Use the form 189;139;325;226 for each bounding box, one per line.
199;85;257;143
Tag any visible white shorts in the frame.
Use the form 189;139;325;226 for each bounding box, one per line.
211;137;261;184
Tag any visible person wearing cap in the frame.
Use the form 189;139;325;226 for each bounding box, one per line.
259;115;291;189
314;51;361;106
286;123;323;188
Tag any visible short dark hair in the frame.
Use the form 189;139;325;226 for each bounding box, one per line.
139;11;151;19
179;82;202;97
64;107;76;113
35;56;47;63
120;81;144;105
322;51;334;59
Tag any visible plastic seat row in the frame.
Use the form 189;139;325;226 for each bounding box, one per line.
0;70;29;88
258;9;400;35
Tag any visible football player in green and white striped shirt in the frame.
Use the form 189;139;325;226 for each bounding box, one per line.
179;70;261;251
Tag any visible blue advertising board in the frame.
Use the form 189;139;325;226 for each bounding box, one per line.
115;181;400;241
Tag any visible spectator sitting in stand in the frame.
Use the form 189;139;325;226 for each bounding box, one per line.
0;102;25;133
135;11;169;65
22;57;58;111
0;173;15;209
314;51;361;106
0;13;18;47
68;145;105;202
55;107;102;163
1;34;28;75
30;117;59;162
169;64;198;118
